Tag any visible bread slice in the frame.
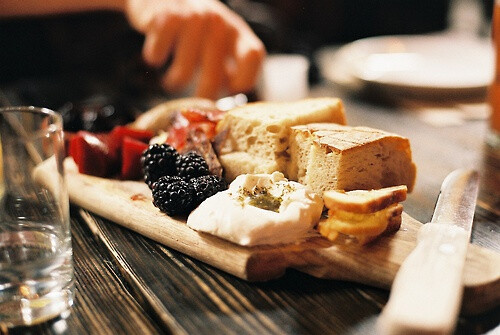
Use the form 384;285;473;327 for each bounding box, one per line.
217;152;278;181
289;123;416;194
323;185;407;214
319;185;406;245
215;98;346;181
318;203;403;244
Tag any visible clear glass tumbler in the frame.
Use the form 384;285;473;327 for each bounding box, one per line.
0;106;74;327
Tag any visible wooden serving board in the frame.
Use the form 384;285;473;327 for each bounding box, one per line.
36;159;500;315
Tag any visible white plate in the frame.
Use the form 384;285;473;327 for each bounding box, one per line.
317;33;494;98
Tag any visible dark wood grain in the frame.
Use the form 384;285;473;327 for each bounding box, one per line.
56;206;500;335
70;210;167;335
75;209;388;335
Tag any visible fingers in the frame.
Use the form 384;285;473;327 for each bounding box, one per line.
227;34;266;94
142;14;182;68
139;0;266;98
195;15;230;99
221;9;265;95
193;13;265;98
162;13;206;92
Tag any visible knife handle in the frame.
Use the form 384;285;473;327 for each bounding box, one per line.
377;223;470;335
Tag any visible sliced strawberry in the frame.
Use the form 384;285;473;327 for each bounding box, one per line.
110;126;153;143
120;136;149;180
69;131;115;177
67;126;152;178
108;126;153;162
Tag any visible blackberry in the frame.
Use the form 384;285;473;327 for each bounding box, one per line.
152;175;195;216
151;175;183;191
142;143;180;189
176;151;209;180
191;175;228;207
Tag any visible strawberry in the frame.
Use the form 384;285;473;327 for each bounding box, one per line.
69;131;116;177
109;126;153;161
120;137;149;180
110;126;153;144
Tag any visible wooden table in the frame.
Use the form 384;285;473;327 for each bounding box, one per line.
2;79;499;335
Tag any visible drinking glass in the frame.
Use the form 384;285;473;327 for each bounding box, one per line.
0;106;74;327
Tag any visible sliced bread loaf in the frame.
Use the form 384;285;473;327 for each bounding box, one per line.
215;98;346;181
289;123;416;193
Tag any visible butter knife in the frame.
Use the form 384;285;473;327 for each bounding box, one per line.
378;169;479;335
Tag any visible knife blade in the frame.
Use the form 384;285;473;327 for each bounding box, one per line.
377;169;479;335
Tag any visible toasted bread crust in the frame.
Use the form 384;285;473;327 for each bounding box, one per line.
290;124;417;193
323;185;408;214
216;99;416;196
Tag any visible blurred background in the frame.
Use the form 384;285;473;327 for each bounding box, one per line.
0;0;495;109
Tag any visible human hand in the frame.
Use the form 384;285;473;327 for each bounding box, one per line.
124;0;265;99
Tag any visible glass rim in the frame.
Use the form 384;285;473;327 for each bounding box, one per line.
0;106;63;136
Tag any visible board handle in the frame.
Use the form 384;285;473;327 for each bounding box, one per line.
377;223;470;335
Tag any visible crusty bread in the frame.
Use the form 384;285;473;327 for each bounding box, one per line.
289;123;416;194
382;204;403;235
318;185;405;245
323;185;407;214
215;98;346;182
217;152;278;180
318;204;403;245
357;203;403;245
